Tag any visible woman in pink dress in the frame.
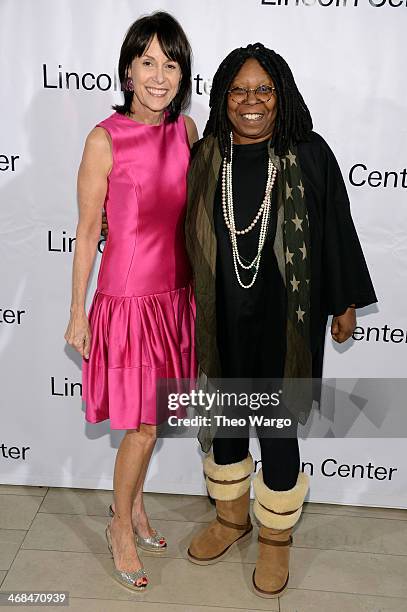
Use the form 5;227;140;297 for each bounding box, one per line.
64;12;198;590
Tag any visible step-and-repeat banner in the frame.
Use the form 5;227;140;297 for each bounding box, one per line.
1;0;406;508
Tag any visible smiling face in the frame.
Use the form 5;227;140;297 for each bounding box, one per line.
227;58;277;144
128;34;182;122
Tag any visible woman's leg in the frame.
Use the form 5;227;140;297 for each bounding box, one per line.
252;419;308;598
258;436;300;491
212;394;250;465
131;433;160;539
109;424;157;584
212;435;249;465
255;397;300;490
188;417;253;565
111;425;158;538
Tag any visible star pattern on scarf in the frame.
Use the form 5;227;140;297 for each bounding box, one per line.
292;213;303;232
296;305;305;322
299;242;307;260
290;275;300;292
285;246;294;265
286;182;293;200
280;143;311;347
286;150;297;166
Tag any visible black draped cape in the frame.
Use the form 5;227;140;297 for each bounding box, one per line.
214;132;377;381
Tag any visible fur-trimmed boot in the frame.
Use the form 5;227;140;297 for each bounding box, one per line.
252;469;309;598
187;453;254;565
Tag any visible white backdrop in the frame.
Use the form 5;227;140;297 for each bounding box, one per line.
0;0;406;508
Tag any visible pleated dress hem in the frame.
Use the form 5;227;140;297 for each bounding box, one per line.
82;283;196;430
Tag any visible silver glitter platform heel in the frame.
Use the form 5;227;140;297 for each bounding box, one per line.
109;504;167;553
105;524;148;591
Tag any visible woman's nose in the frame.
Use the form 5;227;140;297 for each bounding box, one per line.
246;89;259;104
153;66;165;83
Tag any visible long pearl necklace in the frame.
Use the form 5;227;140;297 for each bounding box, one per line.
222;133;277;289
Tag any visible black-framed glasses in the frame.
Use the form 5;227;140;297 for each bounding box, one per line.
228;84;276;104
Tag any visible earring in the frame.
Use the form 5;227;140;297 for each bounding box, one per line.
124;77;134;92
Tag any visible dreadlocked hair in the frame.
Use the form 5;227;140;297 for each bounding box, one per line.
204;43;313;160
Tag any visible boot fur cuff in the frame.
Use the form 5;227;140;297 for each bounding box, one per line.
253;469;309;529
203;454;254;501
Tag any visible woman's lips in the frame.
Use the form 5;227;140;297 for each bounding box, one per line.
146;87;168;97
240;112;265;122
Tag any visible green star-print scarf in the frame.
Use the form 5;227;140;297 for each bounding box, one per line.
268;141;311;382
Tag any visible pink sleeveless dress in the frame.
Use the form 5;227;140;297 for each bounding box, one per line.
82;112;196;429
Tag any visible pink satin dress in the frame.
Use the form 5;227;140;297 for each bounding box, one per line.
82;112;196;429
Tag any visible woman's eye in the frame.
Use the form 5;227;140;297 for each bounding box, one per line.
166;64;177;70
142;61;152;67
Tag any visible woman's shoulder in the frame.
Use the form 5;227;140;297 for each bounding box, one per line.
83;117;115;157
297;130;331;153
95;112;121;131
182;114;199;148
297;130;339;168
81;127;111;162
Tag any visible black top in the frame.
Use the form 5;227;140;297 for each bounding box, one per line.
215;139;286;378
214;132;377;380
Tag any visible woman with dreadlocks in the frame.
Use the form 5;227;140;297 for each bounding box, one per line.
185;43;377;598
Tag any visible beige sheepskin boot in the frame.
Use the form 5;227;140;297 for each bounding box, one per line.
187;453;254;565
252;469;309;598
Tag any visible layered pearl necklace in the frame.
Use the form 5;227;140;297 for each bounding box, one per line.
222;133;277;289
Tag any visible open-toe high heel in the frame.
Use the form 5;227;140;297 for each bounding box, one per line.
109;504;167;553
105;524;148;591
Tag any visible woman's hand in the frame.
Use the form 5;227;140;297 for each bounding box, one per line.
64;311;92;359
331;306;356;343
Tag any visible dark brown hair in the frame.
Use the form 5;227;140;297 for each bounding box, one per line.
113;11;192;122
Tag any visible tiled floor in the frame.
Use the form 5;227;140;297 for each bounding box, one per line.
0;485;406;611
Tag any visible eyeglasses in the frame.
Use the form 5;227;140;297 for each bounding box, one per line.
228;85;276;104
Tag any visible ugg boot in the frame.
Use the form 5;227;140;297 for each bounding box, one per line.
187;453;254;565
252;469;309;598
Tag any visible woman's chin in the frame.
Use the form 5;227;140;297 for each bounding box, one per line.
144;95;172;112
233;130;270;144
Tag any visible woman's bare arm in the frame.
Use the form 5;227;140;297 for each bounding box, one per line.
64;127;112;357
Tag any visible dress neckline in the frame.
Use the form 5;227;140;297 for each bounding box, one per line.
114;111;168;127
